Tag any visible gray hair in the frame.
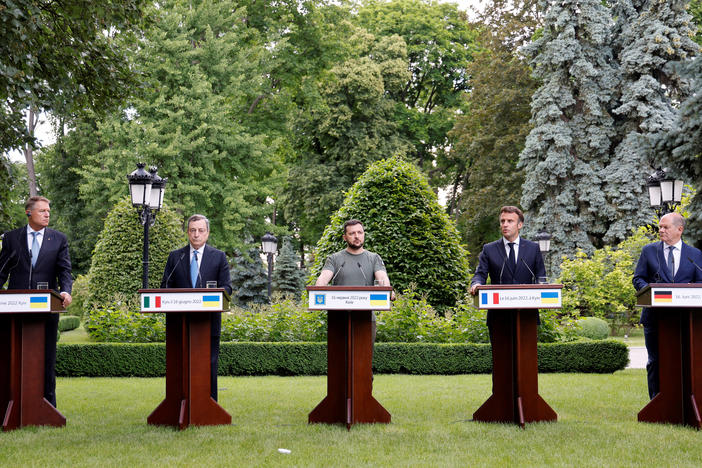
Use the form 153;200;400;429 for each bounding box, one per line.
186;214;210;231
662;212;685;229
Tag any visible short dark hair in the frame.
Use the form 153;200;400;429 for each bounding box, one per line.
499;206;524;223
25;196;50;212
343;219;363;234
186;214;210;231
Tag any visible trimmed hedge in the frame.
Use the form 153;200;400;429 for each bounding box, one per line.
56;340;628;377
58;315;81;332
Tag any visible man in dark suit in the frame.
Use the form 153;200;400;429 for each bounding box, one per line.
161;214;232;401
633;212;702;399
469;206;546;340
0;196;73;407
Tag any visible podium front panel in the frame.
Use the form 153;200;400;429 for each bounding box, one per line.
474;285;563;310
307;286;392;311
139;289;228;313
0;290;62;314
636;284;702;308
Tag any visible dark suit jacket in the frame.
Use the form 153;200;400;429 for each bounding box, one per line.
0;226;73;293
160;244;232;336
471;238;546;326
633;240;702;325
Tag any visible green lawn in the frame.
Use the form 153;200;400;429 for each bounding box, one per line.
1;371;699;467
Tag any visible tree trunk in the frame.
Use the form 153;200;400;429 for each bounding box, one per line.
23;109;39;197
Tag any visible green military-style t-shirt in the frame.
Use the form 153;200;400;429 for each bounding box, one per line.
321;250;386;287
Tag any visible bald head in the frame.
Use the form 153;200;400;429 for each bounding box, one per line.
659;213;685;246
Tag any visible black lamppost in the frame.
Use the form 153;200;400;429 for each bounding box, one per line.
127;163;167;288
261;232;278;300
535;230;552;282
647;167;683;216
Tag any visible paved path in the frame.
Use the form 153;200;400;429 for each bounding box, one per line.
627;346;647;369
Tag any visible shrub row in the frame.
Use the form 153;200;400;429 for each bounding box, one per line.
56;339;628;377
58;315;80;332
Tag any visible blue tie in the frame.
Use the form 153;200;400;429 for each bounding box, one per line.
508;242;516;267
190;250;199;288
668;246;675;279
31;232;40;267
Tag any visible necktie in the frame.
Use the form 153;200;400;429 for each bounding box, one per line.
668;245;676;279
508;242;516;267
190;250;199;288
31;232;40;267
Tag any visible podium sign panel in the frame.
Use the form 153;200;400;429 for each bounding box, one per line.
636;283;702;428
0;292;53;313
0;290;66;431
472;284;560;427
306;286;391;429
475;287;561;309
308;288;391;311
139;288;231;430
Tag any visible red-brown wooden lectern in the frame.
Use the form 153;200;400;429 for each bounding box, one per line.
0;290;66;431
306;286;391;429
472;284;560;427
636;284;702;428
139;288;231;430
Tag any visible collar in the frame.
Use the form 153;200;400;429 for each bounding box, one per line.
663;239;683;251
27;226;46;236
503;236;520;247
190;245;205;257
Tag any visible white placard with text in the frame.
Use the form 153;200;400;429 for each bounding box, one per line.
141;291;225;312
0;293;52;312
475;288;561;309
308;289;391;311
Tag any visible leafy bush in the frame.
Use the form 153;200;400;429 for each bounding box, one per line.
65;274;89;319
557;226;656;335
58;315;80;332
56;340;628;376
309;156;471;310
85;197;185;306
84;294;165;342
575;317;610;340
221;297;327;342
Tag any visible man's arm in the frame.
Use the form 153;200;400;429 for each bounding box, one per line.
633;246;651;291
160;252;175;288
470;246;490;295
315;269;334;286
0;234;16;287
217;250;233;296
55;233;73;307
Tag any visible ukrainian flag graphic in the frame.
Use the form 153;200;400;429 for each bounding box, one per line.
202;295;220;307
30;296;48;309
540;291;559;304
369;293;388;307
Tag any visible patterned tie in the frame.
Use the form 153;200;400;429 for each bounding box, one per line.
508;242;516;267
31;231;40;267
190;250;199;288
668;245;676;279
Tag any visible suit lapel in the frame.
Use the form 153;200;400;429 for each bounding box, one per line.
659;242;673;282
34;228;53;268
180;245;192;285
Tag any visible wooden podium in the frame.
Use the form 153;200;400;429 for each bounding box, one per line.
636;283;702;428
472;284;561;427
139;288;231;429
306;286;392;429
0;290;66;431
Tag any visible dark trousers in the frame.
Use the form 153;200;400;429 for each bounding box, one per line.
44;314;59;407
643;323;659;399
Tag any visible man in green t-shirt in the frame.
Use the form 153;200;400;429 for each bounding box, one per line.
315;219;394;334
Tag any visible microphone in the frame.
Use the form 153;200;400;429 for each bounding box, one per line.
0;250;16;277
521;258;536;284
162;252;185;287
357;262;369;284
498;254;507;284
330;262;345;285
688;256;702;273
28;248;33;289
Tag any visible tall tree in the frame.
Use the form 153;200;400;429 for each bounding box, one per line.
1;0;148;152
604;0;698;244
282;31;412;246
355;0;478;173
519;0;618;266
45;0;284;255
273;237;306;298
445;0;541;263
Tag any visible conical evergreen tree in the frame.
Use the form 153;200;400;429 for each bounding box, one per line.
230;248;269;306
519;0;618;265
273;237;306;299
605;0;698;243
